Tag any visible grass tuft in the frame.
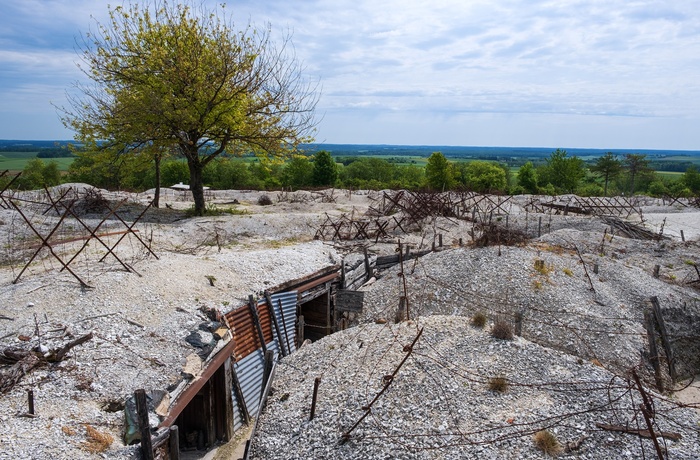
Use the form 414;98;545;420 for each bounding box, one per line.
81;425;114;454
471;311;487;328
491;319;513;340
533;430;562;456
488;376;508;393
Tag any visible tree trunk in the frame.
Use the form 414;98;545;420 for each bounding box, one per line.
603;176;609;197
187;157;206;216
153;154;161;208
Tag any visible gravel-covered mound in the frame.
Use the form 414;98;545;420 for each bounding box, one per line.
249;316;700;459
357;229;700;379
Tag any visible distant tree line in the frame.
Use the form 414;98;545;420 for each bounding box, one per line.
3;147;700;199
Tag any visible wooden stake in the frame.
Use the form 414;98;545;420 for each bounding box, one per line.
27;389;35;415
644;309;664;392
135;389;154;460
651;297;677;382
310;377;321;420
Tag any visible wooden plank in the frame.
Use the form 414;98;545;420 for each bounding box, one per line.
336;290;365;313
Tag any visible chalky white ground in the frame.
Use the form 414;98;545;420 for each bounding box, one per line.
0;187;698;459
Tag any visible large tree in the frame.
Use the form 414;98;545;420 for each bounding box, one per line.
60;1;318;215
590;152;622;196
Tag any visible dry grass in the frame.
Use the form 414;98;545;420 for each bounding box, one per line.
471;311;487;328
533;430;562;456
80;425;114;454
491;319;513;340
488;376;508;393
534;259;553;275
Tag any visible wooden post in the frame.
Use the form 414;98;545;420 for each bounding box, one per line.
362;247;372;281
231;366;250;425
298;315;305;348
340;260;346;290
538;216;542;237
653;264;660;278
514;312;523;337
264;291;287;357
27;389;35;415
651;297;677;382
310;377;321;420
438;234;443;248
248;295;267;354
593;263;599;274
681;229;685;242
169;425;180;460
261;350;275;404
459;238;463;247
135;389;154;460
222;359;235;441
644;310;664;392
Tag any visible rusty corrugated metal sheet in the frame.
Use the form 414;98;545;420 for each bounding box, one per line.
226;304;261;361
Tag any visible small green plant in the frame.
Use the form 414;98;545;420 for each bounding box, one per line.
491;319;513;340
471;311;487;328
534;259;553;275
488;376;508;393
222;301;230;307
533;430;562;456
205;275;216;286
562;267;573;276
533;280;543;290
684;259;696;266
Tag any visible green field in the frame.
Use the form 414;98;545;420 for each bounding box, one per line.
0;153;74;172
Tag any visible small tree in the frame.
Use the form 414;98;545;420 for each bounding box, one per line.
425;152;454;191
60;1;318;215
18;158;61;190
623;154;652;195
311;150;338;187
282;156;313;189
590;152;622;196
682;165;700;195
517;162;538;194
461;161;507;193
538;149;585;194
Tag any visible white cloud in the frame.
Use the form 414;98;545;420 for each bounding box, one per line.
1;0;699;148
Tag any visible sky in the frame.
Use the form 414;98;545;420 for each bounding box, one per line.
1;0;699;150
